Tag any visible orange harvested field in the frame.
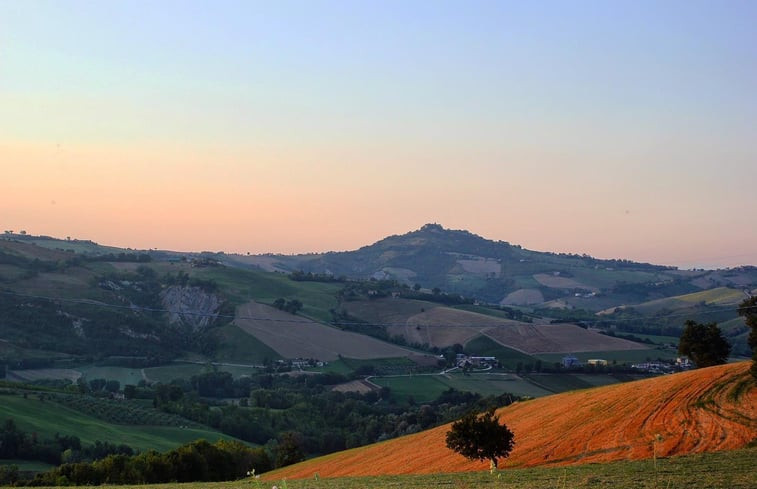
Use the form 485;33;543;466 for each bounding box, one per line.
268;362;757;480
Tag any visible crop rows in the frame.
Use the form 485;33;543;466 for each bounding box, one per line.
45;394;200;427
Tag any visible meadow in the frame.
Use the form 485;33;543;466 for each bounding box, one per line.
0;393;235;452
14;447;755;489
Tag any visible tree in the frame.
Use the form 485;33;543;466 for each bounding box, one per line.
284;299;303;314
445;408;515;468
678;320;731;368
739;296;757;378
275;431;304;468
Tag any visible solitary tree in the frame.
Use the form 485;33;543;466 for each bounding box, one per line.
445;408;515;469
738;296;757;378
678;320;731;368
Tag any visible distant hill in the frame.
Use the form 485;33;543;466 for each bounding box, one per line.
267;362;757;479
1;227;754;367
230;224;757;310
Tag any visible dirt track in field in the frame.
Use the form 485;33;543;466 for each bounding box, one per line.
268;362;757;479
234;301;425;361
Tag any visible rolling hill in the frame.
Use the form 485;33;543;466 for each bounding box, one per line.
229;224;757;310
267;362;757;479
1;228;754;378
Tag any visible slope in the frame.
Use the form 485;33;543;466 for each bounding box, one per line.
233;301;428;361
268;362;757;479
0;392;236;452
342;298;648;354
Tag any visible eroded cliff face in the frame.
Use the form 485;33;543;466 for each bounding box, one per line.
160;285;222;331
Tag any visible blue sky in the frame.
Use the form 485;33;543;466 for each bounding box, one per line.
1;1;756;267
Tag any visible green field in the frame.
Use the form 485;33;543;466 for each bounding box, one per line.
211;323;282;364
0;459;55;472
631;333;680;345
16;237;125;255
371;372;554;403
572;374;625;387
193;267;341;323
463;335;539;369
260;446;757;489
536;348;677;364
438;373;551;398
370;375;449;403
0;394;236;452
77;366;145;386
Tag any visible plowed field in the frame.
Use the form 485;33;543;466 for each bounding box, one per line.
234;301;422;361
268;362;757;479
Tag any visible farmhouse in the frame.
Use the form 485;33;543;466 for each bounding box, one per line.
562;354;581;368
455;354;497;368
587;359;608;366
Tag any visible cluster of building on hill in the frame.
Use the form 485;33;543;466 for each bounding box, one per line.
561;354;693;373
454;354;498;369
630;357;693;373
561;355;608;368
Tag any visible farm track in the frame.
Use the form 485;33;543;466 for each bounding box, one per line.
268;362;757;480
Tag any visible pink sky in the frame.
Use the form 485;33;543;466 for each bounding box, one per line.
2;2;756;269
3;141;754;269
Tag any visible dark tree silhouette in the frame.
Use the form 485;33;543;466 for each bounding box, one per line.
738;296;757;378
678;320;731;368
445;407;514;468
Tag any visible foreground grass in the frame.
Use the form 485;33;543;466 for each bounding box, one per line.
258;448;757;489
17;447;756;489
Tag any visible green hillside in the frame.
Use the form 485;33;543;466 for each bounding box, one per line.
0;392;235;452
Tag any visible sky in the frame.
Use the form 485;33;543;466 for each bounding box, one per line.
1;1;756;269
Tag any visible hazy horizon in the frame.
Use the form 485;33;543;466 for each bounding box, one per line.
2;1;756;269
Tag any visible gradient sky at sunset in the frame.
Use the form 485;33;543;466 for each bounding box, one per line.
2;1;756;268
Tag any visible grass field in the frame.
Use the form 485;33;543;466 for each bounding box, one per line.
211;323;282;364
18;446;754;488
0;459;55;472
535;348;677;364
77;366;144;386
0;393;236;452
604;287;746;316
631;333;680;345
439;373;552;399
463;335;538;369
260;447;757;489
370;375;448;403
523;373;594;392
371;372;553;403
193;267;341;323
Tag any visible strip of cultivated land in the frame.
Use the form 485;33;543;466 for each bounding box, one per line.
269;362;756;479
233;301;427;361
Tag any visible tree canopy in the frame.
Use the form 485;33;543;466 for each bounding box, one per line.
738;296;757;378
445;407;514;468
678;320;731;368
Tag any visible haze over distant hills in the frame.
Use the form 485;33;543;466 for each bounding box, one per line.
228;223;756;308
2;224;755;362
